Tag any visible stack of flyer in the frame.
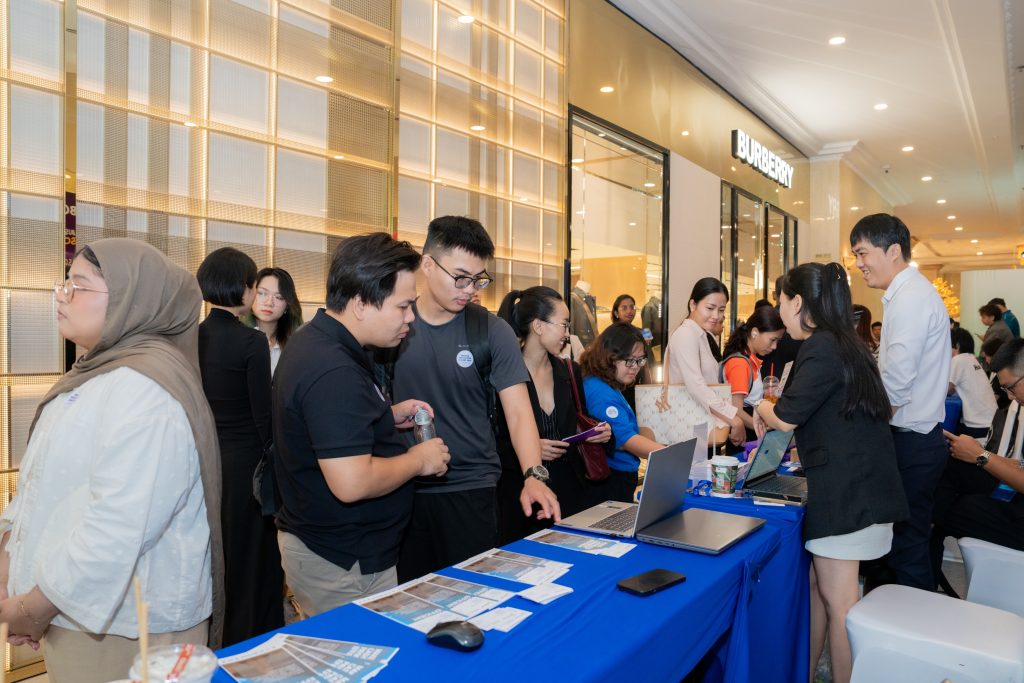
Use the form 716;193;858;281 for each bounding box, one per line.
218;634;398;683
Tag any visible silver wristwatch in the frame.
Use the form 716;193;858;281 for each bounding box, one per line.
524;465;550;484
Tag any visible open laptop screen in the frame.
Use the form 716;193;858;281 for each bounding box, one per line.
746;430;794;482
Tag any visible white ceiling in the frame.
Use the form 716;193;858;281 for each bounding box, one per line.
611;0;1024;272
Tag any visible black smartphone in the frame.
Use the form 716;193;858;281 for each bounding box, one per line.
616;568;686;597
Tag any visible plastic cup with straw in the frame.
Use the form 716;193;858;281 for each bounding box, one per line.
134;577;149;683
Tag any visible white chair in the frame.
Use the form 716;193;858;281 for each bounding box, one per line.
960;537;1024;617
846;584;1024;683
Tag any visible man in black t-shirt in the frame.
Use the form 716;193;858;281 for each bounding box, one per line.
273;233;449;618
393;216;560;581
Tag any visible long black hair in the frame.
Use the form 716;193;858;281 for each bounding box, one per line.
723;305;784;357
497;286;563;341
781;262;890;420
248;267;304;347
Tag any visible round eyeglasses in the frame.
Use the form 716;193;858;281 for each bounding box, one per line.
53;279;109;303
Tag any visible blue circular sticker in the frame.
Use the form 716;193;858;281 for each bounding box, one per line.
456;349;475;368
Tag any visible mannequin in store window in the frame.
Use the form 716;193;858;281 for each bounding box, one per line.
570;280;598;348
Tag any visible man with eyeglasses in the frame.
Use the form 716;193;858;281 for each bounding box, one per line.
933;338;1024;576
391;216;559;582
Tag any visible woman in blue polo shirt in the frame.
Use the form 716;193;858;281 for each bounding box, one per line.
580;323;666;503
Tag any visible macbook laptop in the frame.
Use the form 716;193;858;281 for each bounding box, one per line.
741;429;807;504
556;440;766;554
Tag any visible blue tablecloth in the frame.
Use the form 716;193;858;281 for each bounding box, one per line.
214;497;808;682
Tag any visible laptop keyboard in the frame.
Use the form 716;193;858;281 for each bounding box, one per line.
751;476;805;495
591;507;638;532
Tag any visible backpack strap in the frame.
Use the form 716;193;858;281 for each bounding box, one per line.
464;303;497;430
718;353;757;393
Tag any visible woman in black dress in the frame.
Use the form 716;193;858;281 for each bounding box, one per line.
755;262;908;683
197;248;283;645
494;286;612;543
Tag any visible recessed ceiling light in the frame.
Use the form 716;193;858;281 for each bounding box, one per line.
739;258;744;262
970;239;979;244
977;251;984;256
954;226;963;231
850;206;860;211
571;158;583;163
432;178;443;183
742;213;751;218
597;133;606;138
828;36;846;46
793;200;805;205
873;103;888;111
470;125;486;131
936;199;947;204
575;210;585;215
921;176;933;182
315;75;334;83
333;154;344;160
771;233;781;238
599;86;615;93
901;145;914;152
947;215;956;220
731;166;737;172
457;14;475;24
628;222;637;226
643;182;656;188
681;130;690;136
184;121;197;127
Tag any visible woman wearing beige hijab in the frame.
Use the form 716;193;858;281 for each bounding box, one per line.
0;239;224;682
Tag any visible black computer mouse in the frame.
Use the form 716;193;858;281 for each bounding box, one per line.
426;620;485;652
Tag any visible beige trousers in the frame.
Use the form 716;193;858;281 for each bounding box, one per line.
278;531;396;619
44;620;209;683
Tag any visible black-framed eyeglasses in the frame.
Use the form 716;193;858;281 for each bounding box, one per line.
53;279;109;303
433;260;492;290
1001;375;1024;396
618;356;647;368
542;320;571;332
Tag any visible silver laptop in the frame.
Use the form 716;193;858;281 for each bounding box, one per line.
741;429;807;504
557;440;766;554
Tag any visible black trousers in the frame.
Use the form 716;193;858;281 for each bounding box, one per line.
397;488;499;583
605;469;639;504
884;425;948;590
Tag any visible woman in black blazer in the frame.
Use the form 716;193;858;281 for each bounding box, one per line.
494;286;612;544
755;262;908;683
197;248;284;645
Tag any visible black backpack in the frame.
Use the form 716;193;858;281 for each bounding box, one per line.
717;352;757;393
375;303;496;429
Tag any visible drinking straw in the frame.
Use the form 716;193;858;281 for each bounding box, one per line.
134;577;149;683
770;362;774;379
1;621;7;671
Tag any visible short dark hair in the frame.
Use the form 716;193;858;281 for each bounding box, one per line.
991;338;1024;376
773;276;784;300
951;327;975;355
849;213;912;262
326;233;421;312
197;247;258;306
611;294;637;323
981;337;1005;359
871;321;882;330
688;277;729;308
579;323;645;391
989;298;1007;308
423;216;495;260
979;304;1003;321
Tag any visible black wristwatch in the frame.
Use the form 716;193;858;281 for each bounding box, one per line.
975;451;991;468
524;465;550;484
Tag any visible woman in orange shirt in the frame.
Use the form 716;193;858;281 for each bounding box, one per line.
720;305;786;451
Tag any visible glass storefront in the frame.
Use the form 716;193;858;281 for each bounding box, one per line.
720;182;798;334
569;111;666;375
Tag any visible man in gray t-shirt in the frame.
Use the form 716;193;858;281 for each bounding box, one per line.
393;216;560;582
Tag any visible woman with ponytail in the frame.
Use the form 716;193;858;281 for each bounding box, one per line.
756;262;908;683
495;287;612;543
720;306;785;451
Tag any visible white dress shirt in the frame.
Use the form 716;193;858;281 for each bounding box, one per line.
879;267;952;433
949;353;997;429
666;318;738;426
0;367;212;637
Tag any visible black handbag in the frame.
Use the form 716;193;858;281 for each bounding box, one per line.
252;442;280;517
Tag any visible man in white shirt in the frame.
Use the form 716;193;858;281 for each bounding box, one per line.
948;328;997;438
851;214;951;590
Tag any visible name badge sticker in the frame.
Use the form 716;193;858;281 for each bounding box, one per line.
605;406;619;419
456;349;475;368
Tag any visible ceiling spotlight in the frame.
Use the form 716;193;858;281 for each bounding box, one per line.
936;199;947;204
977;251;984;256
850;206;860;211
571;158;583;163
457;14;475;24
628;221;637;226
183;121;197;127
947;215;956;220
970;239;979;244
901;145;914;152
643;182;656;188
873;103;888;111
470;125;486;131
681;130;690;136
315;75;334;83
828;36;846;46
599;86;615;93
921;176;933;182
731;166;737;172
333;154;344;160
954;226;963;231
771;233;781;238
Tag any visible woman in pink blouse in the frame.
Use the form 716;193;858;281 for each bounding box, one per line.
666;278;746;446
